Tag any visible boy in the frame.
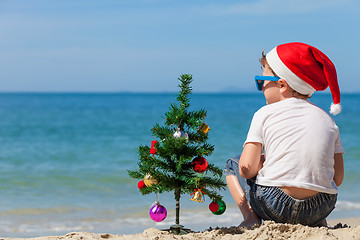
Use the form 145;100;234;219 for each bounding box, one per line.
224;42;344;228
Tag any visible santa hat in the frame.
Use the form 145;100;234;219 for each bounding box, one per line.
266;42;342;115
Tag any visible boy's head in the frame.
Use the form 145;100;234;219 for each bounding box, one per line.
261;42;341;115
259;52;311;100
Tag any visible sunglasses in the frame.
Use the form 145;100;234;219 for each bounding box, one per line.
254;75;280;91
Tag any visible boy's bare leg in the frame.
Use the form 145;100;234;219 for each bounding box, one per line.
226;175;261;228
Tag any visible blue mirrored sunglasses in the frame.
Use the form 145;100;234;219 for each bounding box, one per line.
254;75;280;91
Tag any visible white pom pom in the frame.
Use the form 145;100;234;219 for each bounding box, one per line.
330;103;342;115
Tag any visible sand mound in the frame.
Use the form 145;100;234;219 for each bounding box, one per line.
119;221;360;240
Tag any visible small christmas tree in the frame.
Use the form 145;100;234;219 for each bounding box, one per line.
128;74;226;234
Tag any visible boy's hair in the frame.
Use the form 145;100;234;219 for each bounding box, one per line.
260;51;311;99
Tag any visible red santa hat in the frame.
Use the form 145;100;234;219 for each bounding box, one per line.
266;42;342;115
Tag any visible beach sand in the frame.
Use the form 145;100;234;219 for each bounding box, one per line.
2;218;359;240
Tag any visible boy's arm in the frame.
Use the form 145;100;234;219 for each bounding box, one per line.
333;153;344;186
239;142;263;179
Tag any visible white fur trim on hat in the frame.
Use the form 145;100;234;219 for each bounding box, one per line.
266;47;315;96
330;103;342;115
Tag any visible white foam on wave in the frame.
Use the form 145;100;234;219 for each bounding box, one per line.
2;200;360;237
335;200;360;210
0;219;94;237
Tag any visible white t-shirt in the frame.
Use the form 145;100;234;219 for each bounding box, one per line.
244;98;344;194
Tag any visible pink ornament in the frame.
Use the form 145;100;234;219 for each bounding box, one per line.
149;203;167;222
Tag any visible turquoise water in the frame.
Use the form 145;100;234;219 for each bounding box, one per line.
0;93;359;237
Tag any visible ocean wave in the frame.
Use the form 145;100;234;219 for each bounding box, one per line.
0;207;85;216
2;201;360;238
0;205;242;237
335;200;360;210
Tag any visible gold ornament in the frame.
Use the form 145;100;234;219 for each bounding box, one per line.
199;123;210;134
190;188;204;203
143;173;157;187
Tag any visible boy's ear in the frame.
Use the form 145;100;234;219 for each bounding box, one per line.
278;79;289;94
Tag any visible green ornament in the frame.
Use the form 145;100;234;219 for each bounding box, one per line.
212;199;226;215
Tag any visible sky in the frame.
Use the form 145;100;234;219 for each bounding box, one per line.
0;0;359;93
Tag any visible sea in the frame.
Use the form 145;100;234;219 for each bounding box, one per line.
0;92;359;237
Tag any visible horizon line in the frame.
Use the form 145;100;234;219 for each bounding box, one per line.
0;91;358;95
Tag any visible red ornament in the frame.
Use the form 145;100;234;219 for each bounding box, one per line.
150;140;158;155
191;156;208;173
138;180;146;190
209;201;219;212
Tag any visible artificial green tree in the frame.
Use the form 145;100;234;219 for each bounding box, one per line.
128;74;226;234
